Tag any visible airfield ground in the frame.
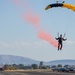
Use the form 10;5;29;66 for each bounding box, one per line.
0;70;75;75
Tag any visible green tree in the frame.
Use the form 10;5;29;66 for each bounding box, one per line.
51;65;56;68
18;64;25;69
12;64;18;70
24;65;32;69
57;64;62;68
42;65;50;69
4;64;18;70
4;64;12;70
31;64;38;69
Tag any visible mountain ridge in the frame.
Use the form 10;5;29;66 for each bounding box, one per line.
0;55;39;65
48;59;75;65
0;55;75;65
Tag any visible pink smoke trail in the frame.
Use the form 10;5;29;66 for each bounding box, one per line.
38;30;58;48
22;12;40;28
12;0;58;48
12;0;39;28
12;0;21;6
12;0;30;11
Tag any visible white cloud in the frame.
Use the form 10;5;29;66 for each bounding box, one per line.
0;41;47;50
65;40;75;46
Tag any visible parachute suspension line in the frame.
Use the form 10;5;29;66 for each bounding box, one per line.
63;33;66;38
45;2;75;39
57;32;66;38
57;32;59;37
56;0;65;3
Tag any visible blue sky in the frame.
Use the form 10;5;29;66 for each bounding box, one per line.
0;0;75;61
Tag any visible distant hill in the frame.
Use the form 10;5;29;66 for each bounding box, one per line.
0;55;39;65
0;55;75;65
48;60;75;65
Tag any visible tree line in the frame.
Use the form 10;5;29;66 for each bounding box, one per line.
2;61;50;70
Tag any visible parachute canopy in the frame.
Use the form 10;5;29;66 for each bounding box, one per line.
45;3;75;11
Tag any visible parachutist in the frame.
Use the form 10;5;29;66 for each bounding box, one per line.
55;34;67;50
